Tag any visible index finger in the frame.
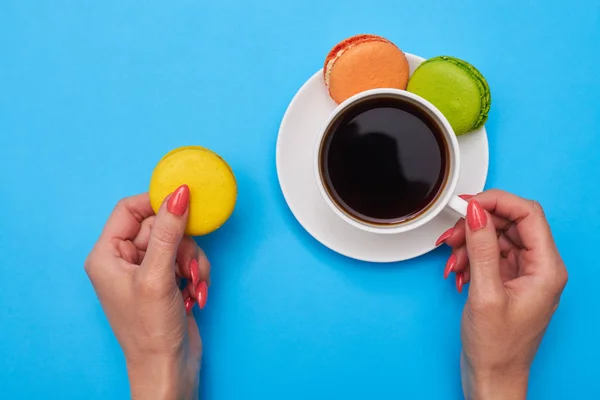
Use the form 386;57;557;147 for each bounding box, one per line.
471;189;554;251
100;193;156;242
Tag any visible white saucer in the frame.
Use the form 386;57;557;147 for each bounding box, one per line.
276;53;489;262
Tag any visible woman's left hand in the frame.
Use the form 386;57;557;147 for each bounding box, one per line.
85;185;209;400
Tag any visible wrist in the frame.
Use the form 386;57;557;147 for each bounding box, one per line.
127;354;199;400
466;371;528;400
461;356;529;400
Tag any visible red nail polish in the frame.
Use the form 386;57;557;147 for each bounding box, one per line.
184;296;196;313
190;259;200;286
467;200;487;231
456;273;464;293
459;194;474;200
435;228;454;246
196;281;208;309
167;185;190;216
444;254;457;279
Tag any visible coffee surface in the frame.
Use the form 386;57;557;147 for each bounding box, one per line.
321;97;447;224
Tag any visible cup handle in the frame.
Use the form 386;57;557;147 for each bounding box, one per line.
447;195;468;218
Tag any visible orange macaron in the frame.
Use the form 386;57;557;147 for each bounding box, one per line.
323;34;410;104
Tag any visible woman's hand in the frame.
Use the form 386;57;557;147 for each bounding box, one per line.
85;185;210;400
436;190;568;400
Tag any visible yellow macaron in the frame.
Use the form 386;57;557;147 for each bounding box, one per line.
149;146;237;236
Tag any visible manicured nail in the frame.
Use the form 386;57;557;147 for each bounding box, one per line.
196;281;208;309
184;296;196;313
435;228;454;246
167;184;190;216
459;194;474;200
467;200;487;231
190;259;200;286
456;273;464;293
444;254;457;279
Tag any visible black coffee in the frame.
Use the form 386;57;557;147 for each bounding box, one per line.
320;96;448;224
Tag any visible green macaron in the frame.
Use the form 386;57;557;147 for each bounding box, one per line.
407;56;491;136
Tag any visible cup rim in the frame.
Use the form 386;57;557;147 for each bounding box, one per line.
313;88;461;235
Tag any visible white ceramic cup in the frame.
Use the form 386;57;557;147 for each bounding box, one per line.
314;88;468;235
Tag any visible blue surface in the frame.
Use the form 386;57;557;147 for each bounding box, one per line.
1;1;599;398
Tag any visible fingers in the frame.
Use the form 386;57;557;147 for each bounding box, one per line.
133;213;211;313
193;281;209;309
466;189;554;251
463;268;471;286
100;193;155;241
141;185;190;283
443;214;522;250
176;236;197;281
179;238;210;313
182;278;209;313
443;246;467;279
182;283;196;314
498;235;516;258
176;237;211;284
194;247;211;285
132;219;210;281
446;247;470;291
465;200;504;296
132;216;156;251
440;219;516;289
438;190;555;292
452;247;469;275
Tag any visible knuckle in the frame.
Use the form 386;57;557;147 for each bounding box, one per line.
561;270;569;286
486;188;509;201
541;267;568;294
84;253;97;277
529;200;545;216
114;197;145;222
115;198;128;211
555;268;569;289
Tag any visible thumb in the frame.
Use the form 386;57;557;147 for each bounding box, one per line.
465;200;504;297
142;184;190;281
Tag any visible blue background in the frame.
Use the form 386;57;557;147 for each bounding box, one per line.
1;1;599;398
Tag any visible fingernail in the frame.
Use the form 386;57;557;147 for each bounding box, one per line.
196;281;208;309
190;259;200;286
167;184;190;216
435;228;454;246
184;296;196;314
467;200;487;231
444;254;457;279
456;273;464;293
459;194;474;200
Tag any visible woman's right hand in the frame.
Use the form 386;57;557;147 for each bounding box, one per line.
436;190;568;400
